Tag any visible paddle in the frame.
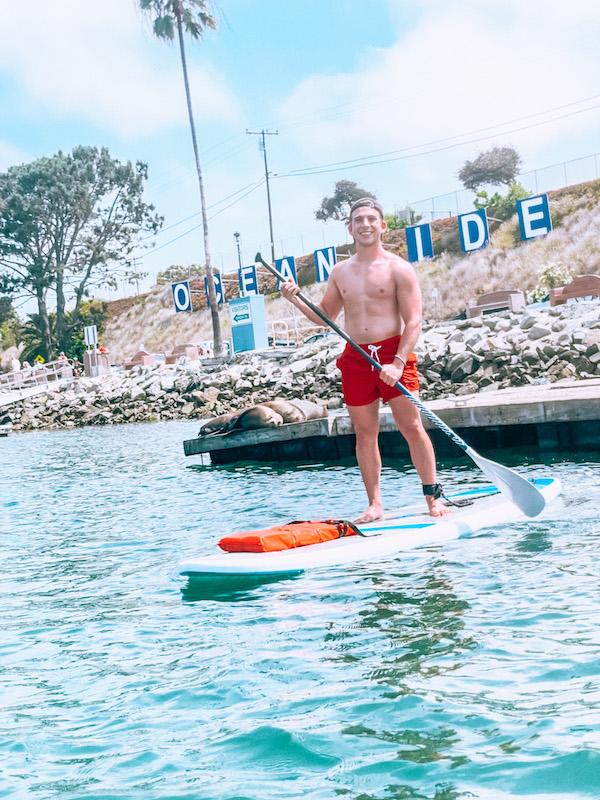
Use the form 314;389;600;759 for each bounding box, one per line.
255;252;546;517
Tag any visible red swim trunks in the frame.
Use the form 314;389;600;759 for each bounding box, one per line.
336;334;419;406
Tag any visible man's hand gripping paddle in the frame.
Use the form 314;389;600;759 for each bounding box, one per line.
256;252;545;517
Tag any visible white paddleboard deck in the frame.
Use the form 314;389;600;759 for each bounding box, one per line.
178;478;561;578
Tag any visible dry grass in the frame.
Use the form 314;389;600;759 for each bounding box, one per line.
418;192;600;320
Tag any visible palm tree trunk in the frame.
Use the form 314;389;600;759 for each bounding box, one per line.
175;6;223;356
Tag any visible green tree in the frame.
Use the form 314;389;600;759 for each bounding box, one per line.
458;145;523;192
473;182;530;221
0;295;19;349
0;296;14;327
68;300;108;361
0;147;161;360
18;312;57;364
17;300;107;363
315;180;376;222
139;0;224;355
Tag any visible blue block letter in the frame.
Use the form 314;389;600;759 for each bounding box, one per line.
406;223;433;262
275;256;297;288
459;209;489;253
314;247;336;282
239;265;259;296
517;194;552;240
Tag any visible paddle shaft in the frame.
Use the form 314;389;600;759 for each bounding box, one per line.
255;252;469;453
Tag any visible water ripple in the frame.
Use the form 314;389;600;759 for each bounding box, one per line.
1;424;600;799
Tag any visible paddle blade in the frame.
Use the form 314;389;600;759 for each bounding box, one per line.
465;446;546;517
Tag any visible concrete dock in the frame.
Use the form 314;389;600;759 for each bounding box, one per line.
183;377;600;464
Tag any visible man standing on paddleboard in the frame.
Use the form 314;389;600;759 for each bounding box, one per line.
280;197;450;522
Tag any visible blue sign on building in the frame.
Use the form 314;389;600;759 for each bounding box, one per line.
517;194;552;240
172;281;193;313
314;247;336;282
459;209;489;253
204;273;224;306
406;223;434;262
274;256;297;288
238;264;259;295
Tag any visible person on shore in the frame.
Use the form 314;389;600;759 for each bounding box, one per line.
280;197;450;522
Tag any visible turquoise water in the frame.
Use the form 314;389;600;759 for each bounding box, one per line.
2;421;600;800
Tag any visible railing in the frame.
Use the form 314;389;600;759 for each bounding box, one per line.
268;319;330;346
268;319;292;346
0;359;74;393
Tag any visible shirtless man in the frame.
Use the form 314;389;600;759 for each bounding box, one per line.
280;197;450;521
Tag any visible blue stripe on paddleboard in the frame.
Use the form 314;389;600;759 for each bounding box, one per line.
363;522;437;533
449;478;552;498
377;478;554;525
450;486;498;497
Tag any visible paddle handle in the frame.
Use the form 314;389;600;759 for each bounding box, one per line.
255;252;469;453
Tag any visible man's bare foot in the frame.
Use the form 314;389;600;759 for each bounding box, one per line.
354;503;384;524
426;496;452;517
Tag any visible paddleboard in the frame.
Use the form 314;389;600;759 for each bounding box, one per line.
178;477;561;578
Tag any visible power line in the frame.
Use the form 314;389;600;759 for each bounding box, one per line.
276;93;600;176
274;101;600;178
208;180;265;221
139;180;264;241
134;180;265;259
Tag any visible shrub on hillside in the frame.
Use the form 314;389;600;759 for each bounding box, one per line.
529;261;574;303
474;182;530;221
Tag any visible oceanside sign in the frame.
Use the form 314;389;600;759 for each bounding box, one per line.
200;193;553;307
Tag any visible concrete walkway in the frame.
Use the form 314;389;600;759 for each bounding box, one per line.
374;377;600;434
0;384;55;409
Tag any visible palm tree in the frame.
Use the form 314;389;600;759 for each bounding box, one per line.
139;0;223;355
19;312;58;364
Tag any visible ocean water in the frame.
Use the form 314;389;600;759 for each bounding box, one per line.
1;420;600;800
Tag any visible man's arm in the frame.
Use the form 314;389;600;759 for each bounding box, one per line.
395;264;423;359
280;270;344;325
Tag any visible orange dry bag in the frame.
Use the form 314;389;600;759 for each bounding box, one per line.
218;519;364;553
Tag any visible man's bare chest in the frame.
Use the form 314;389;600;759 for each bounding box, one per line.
337;267;397;303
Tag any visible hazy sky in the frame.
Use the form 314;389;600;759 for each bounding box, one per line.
1;0;599;295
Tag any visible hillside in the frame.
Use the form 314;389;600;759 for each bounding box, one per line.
101;180;600;362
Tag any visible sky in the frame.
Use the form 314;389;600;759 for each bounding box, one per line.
1;0;600;303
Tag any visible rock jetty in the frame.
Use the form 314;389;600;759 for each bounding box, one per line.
4;302;600;432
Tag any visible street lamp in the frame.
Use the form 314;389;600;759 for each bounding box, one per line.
233;231;242;270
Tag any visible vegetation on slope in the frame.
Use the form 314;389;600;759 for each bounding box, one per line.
54;178;600;361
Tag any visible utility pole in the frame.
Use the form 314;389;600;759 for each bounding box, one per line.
246;129;278;263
